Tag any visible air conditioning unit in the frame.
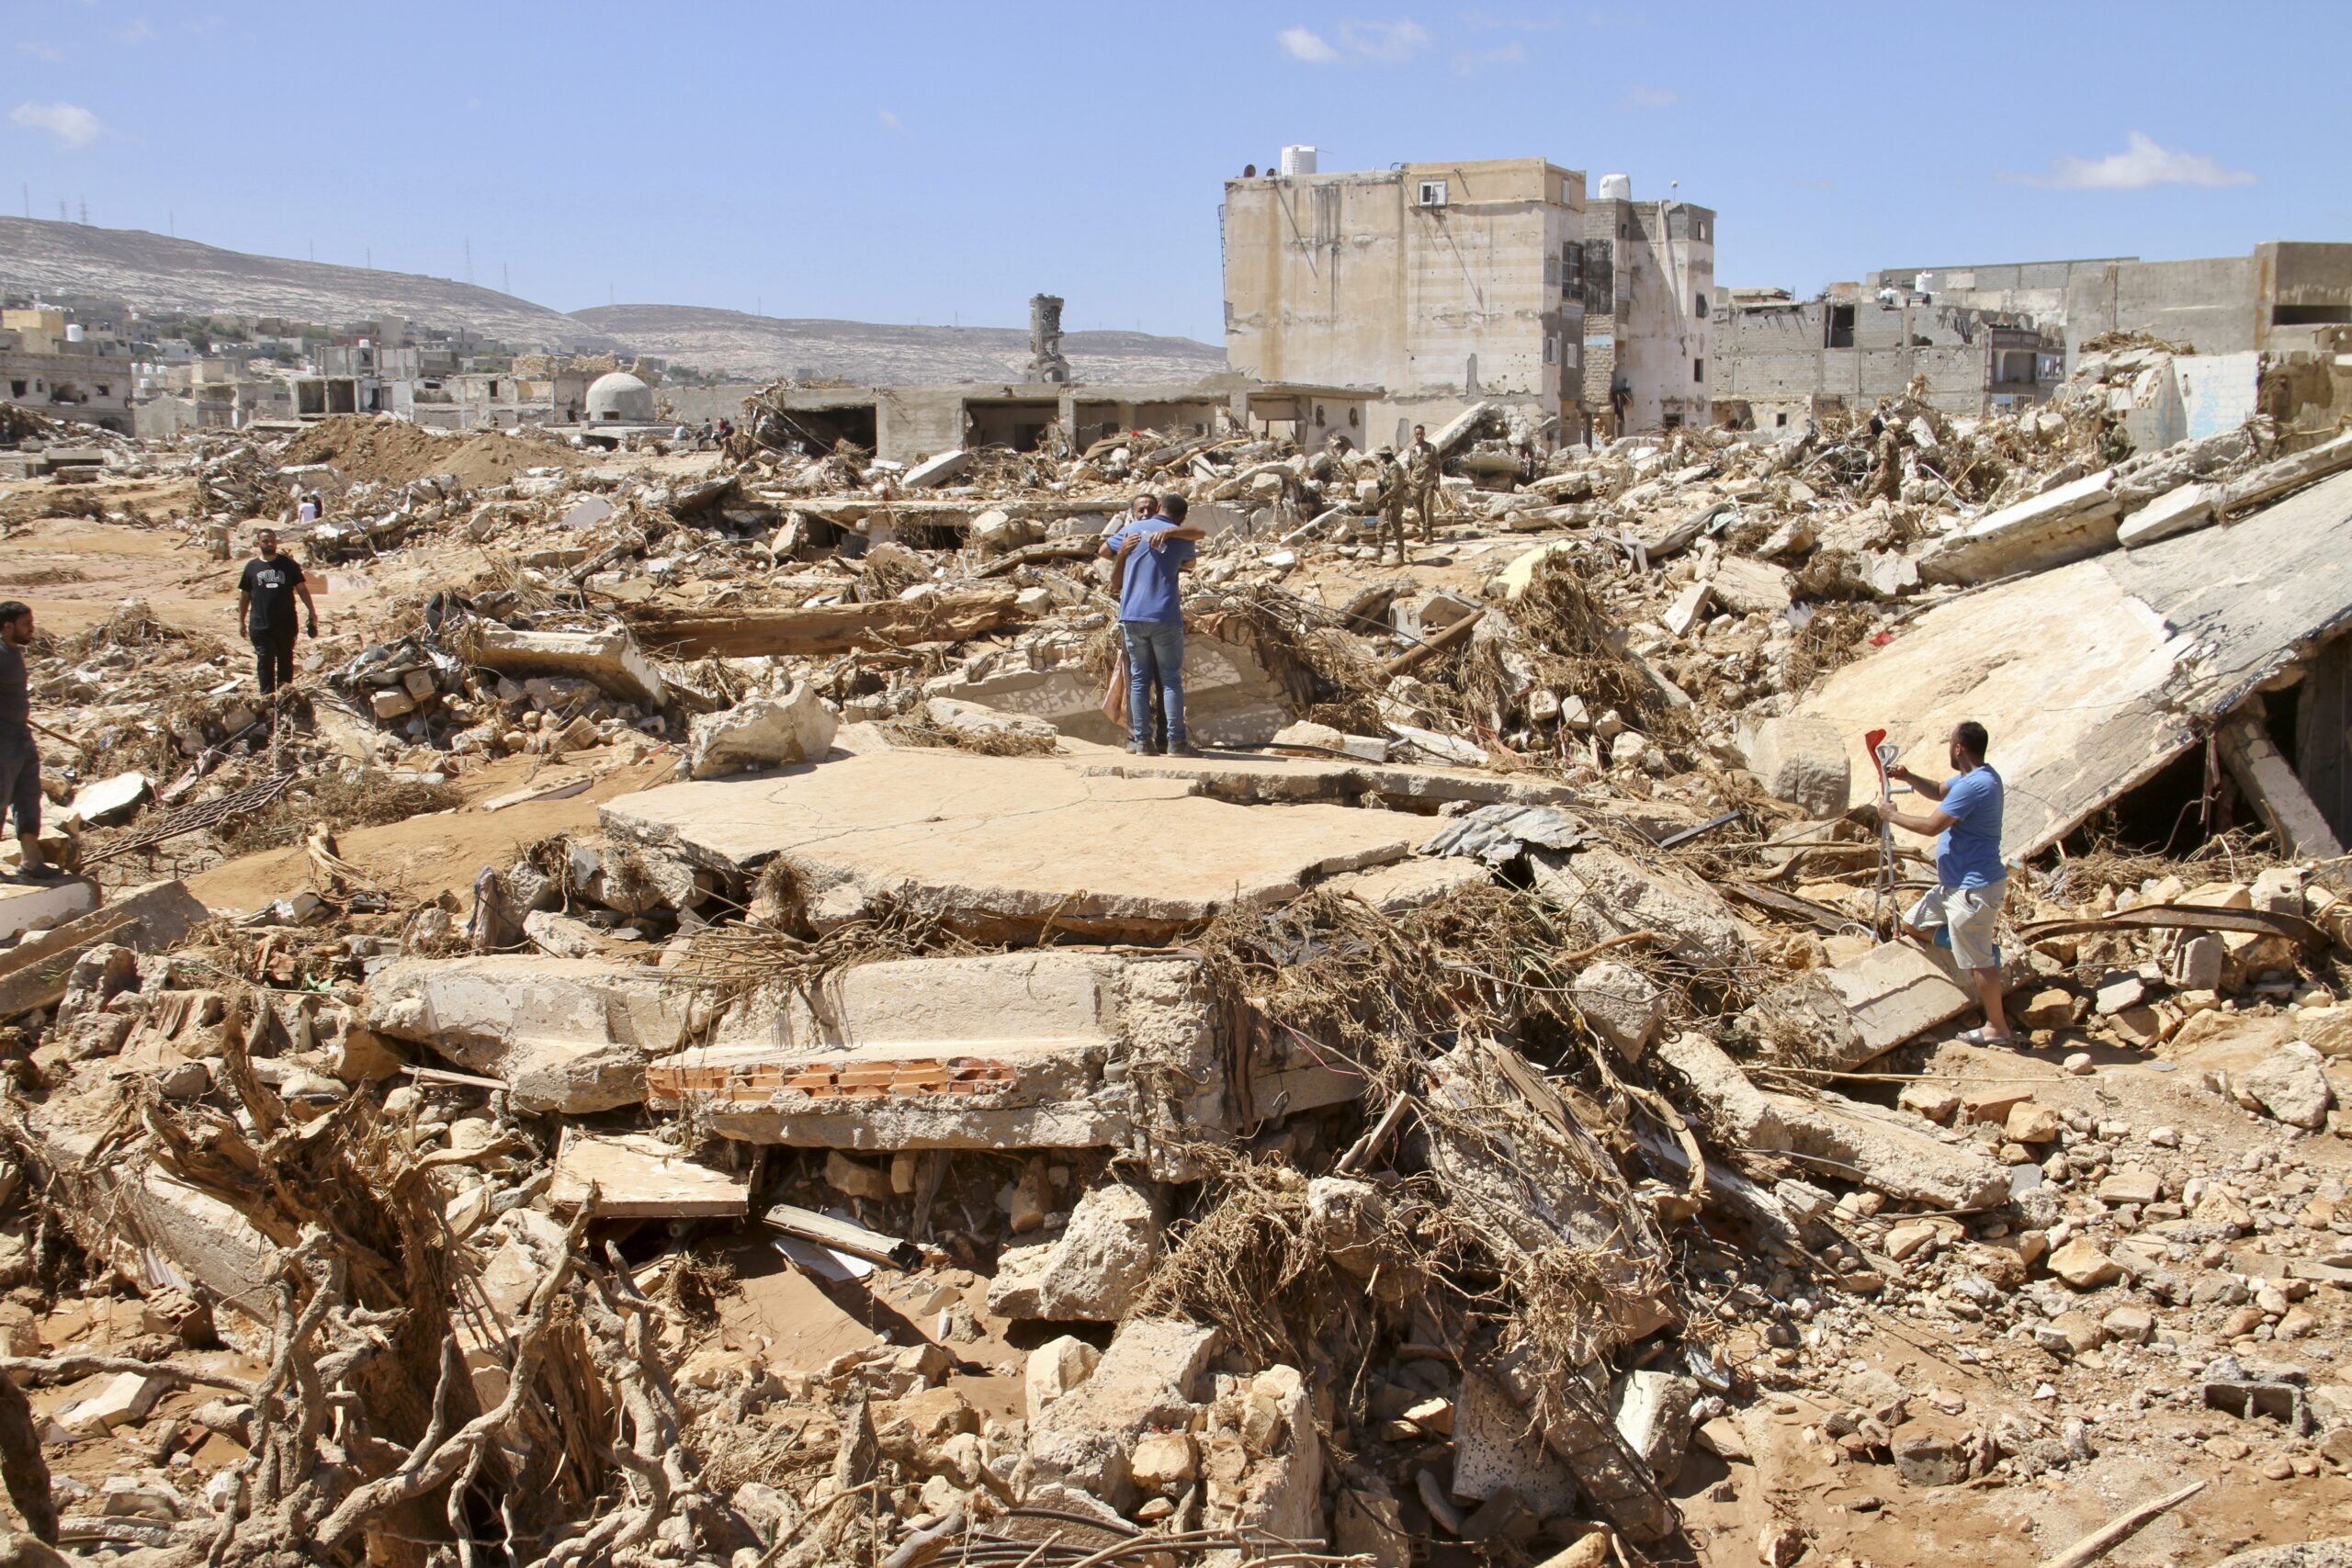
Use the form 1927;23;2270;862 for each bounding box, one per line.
1417;179;1448;208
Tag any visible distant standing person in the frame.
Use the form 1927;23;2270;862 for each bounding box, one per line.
1880;720;2013;1043
296;491;320;525
1097;493;1204;756
0;603;62;880
238;528;318;698
1404;424;1441;542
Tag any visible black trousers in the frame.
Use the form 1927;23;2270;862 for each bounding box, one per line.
0;725;38;840
252;623;297;694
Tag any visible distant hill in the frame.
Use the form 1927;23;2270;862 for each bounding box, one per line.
0;218;1229;385
566;304;1226;385
0;218;616;350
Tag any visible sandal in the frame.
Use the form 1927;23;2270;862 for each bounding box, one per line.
1955;1026;2018;1045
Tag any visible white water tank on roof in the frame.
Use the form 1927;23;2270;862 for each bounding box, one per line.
585;371;655;423
1597;173;1633;200
1280;144;1317;176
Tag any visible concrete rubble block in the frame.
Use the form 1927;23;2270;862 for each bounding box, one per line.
1662;580;1712;637
1707;556;1794;616
58;1371;167;1434
2243;1044;2334;1129
687;682;839;779
1613;1369;1701;1481
904;448;971;488
603;748;1419;943
1573;961;1665;1061
547;1128;749;1219
1393;590;1483;643
1742;942;1974;1073
65;771;150;828
2046;1237;2122;1290
985;1182;1162;1321
1657;1032;1786;1151
1202;1364;1322;1544
928;626;1292;750
1454;1371;1581;1515
923;696;1057;747
1023;1335;1101;1418
0;879;209;1021
469;622;664;707
1270;719;1388;762
1917;468;2119;585
1321;857;1492;914
2117;480;2218;548
1016;1318;1223;1511
650;950;1355;1175
367;955;703;1112
1737;716;1851;817
1334;1482;1413;1568
1529;847;1749;971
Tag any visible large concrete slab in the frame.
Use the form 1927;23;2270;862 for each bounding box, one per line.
1802;468;2352;862
929;629;1291;749
600;748;1421;941
1917;468;2119;585
368;955;701;1111
651;950;1362;1172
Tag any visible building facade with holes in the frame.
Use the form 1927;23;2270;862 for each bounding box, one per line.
1222;156;1596;447
1579;183;1716;438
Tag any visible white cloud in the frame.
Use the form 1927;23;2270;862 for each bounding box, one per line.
1453;40;1524;73
1281;18;1428;63
878;107;902;130
1619;84;1675;108
1339;18;1429;61
2006;130;2255;190
116;17;156;44
9;101;103;149
17;42;63;62
1277;25;1340;62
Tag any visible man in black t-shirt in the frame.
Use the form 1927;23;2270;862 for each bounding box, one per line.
237;529;318;697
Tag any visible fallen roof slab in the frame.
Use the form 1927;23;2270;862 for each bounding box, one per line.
1802;469;2352;862
600;748;1422;941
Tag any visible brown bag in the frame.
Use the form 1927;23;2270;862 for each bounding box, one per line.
1101;645;1130;728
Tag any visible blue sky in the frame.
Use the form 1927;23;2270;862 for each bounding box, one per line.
6;1;2344;342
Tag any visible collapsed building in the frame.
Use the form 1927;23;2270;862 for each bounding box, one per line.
0;323;2346;1568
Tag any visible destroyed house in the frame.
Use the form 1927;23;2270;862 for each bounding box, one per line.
1713;286;2056;429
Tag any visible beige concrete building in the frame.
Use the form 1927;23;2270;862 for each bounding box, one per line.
1222;156;1589;447
1580;180;1716;436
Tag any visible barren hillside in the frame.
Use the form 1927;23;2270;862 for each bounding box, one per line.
567;303;1227;384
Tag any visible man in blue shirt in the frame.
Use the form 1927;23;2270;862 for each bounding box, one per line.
1097;493;1204;756
1880;720;2014;1043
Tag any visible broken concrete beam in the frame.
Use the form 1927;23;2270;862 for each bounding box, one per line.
602;747;1419;942
687;682;838;779
1917;468;2119;585
650;950;1355;1176
548;1128;749;1219
0;877;98;944
1740;942;1974;1072
367;956;702;1112
2219;713;2346;859
903;448;972;488
2215;430;2352;516
1764;1089;2010;1210
1529;847;1749;970
1656;1031;1786;1150
1429;400;1498;455
1736;716;1850;817
1016;1318;1223;1511
1662;580;1712;637
2117;480;2217;548
625;587;1029;660
469;623;663;707
986;1183;1161;1322
0;880;207;1020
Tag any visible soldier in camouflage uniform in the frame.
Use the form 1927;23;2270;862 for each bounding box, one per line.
1373;448;1411;565
1404;423;1442;542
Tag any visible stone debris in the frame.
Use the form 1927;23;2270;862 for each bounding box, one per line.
0;351;2346;1568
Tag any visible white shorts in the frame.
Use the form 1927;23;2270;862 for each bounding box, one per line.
1907;880;2007;972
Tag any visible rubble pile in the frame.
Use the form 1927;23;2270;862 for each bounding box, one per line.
0;370;2343;1568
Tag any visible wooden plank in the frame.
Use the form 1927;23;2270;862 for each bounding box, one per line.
626;586;1028;660
548;1129;749;1219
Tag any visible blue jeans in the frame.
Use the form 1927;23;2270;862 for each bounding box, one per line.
1121;619;1186;748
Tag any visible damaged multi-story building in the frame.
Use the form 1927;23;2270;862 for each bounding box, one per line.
1220;153;1714;448
0;305;135;433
